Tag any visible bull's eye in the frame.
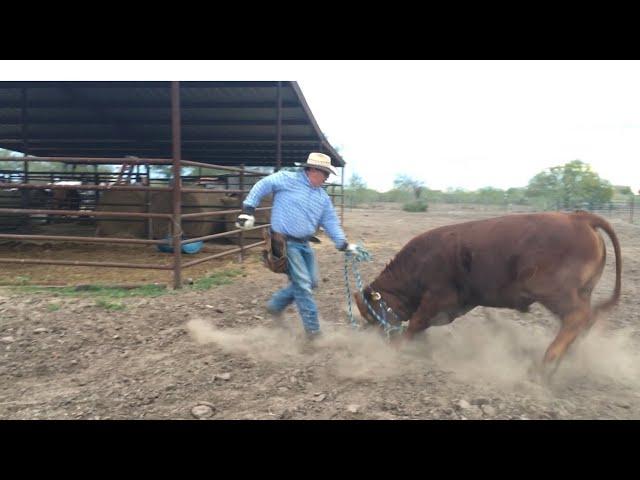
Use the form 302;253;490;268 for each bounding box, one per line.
371;292;381;301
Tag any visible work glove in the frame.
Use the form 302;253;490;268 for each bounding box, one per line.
340;241;371;262
235;214;255;229
344;243;359;254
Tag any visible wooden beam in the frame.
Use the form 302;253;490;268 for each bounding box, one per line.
0;100;300;109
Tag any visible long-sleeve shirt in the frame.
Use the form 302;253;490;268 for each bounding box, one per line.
242;170;347;249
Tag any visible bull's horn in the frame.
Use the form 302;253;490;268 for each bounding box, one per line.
371;291;381;301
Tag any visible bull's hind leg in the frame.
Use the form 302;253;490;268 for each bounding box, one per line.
583;260;607;336
539;297;592;382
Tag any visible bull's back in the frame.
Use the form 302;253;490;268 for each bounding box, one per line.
437;212;603;307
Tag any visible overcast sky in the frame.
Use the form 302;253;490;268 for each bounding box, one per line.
4;60;640;193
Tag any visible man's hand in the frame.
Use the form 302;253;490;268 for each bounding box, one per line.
235;214;255;229
345;243;359;254
340;242;370;261
339;242;359;253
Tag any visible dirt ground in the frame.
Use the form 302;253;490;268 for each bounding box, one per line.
1;203;639;420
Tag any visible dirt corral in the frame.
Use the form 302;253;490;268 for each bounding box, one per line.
1;204;639;419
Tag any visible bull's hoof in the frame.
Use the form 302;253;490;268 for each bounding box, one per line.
386;331;407;349
526;362;555;387
526;363;545;385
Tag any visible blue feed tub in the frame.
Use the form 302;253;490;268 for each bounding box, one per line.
157;236;203;255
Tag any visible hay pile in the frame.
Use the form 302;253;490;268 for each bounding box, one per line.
95;189;232;240
148;191;229;240
94;190;148;238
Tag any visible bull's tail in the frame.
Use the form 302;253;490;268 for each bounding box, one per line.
583;212;622;316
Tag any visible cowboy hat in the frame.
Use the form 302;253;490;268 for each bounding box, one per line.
294;152;337;176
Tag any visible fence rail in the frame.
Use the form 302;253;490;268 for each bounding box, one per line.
0;154;275;287
568;200;636;224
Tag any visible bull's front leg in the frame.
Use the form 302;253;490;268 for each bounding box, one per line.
403;288;461;341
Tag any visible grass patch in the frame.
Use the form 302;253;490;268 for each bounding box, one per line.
95;299;126;311
14;275;31;286
17;284;169;299
46;303;61;312
191;268;243;290
73;284;168;299
13;268;243;297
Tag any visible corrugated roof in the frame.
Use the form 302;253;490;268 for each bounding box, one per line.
0;81;345;168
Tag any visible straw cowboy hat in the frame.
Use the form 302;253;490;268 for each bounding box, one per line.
295;152;337;176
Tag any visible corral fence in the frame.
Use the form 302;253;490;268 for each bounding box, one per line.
0;82;346;289
0;155;272;288
566;199;638;224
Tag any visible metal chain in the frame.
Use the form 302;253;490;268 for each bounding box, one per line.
344;244;406;339
343;253;357;329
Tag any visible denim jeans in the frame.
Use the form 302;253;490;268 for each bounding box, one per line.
266;240;320;333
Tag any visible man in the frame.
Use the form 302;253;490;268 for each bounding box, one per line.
235;152;360;340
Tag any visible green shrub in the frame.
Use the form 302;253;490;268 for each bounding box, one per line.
402;200;429;212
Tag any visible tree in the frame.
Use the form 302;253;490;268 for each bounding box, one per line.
477;187;506;205
393;174;425;200
505;187;528;205
153;165;196;178
613;185;633;197
0;148;22;170
348;172;367;190
526;160;613;210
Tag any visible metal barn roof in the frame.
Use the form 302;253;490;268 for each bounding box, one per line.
0;81;345;168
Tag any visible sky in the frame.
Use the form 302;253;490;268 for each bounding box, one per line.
3;60;639;193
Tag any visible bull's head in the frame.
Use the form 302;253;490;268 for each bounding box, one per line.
354;285;405;333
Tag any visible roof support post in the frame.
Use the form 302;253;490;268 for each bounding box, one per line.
275;81;282;171
238;163;245;262
20;87;32;229
21;87;29;181
171;81;183;289
340;166;345;224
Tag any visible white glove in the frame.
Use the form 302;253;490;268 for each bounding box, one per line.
345;243;359;254
235;214;255;229
342;243;370;262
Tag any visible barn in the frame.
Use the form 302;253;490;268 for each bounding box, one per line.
0;81;346;287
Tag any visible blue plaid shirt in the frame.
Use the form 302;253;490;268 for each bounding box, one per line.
243;170;347;249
